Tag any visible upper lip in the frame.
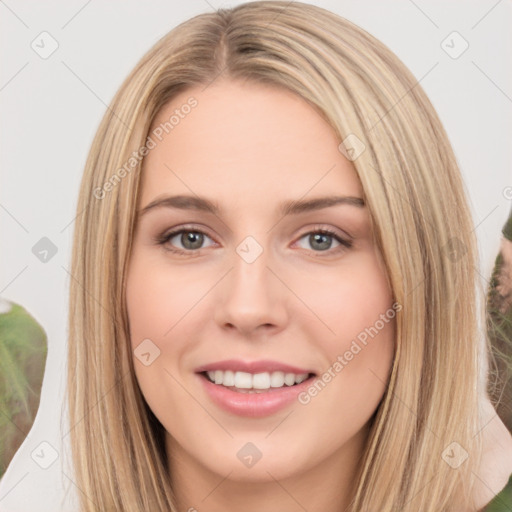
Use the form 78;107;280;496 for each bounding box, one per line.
195;359;315;375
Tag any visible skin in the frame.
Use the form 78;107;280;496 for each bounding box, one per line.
472;235;512;508
475;397;512;510
126;78;395;512
124;78;512;511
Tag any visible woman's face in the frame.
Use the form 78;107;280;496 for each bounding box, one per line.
126;79;395;486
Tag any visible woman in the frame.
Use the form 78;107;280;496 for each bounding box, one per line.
66;2;512;510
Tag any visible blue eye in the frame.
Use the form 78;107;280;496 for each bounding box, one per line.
155;226;352;256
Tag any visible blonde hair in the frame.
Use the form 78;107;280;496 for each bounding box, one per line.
66;1;484;510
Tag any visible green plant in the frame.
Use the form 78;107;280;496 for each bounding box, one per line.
0;300;47;478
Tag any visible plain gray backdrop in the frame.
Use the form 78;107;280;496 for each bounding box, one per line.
1;1;511;510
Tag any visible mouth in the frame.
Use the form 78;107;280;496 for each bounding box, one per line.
199;370;316;393
195;362;317;417
196;370;316;418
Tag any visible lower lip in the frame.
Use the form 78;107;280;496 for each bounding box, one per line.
197;373;315;418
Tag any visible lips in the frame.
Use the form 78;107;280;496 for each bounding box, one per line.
195;359;317;417
195;359;314;375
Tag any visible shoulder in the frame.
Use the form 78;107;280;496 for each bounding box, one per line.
481;473;512;511
473;401;512;511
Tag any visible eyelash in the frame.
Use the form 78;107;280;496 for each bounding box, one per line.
154;224;353;257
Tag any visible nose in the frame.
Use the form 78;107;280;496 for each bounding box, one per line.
214;245;288;338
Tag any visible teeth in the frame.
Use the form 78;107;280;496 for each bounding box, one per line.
284;373;296;386
223;370;235;386
234;371;252;389
252;372;270;389
270;371;285;387
205;370;310;390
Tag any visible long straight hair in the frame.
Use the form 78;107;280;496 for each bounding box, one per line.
66;2;484;510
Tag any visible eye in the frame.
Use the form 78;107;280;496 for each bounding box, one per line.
295;228;352;254
155;226;216;255
155;225;353;257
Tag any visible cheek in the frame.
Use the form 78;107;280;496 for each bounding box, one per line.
126;259;187;429
298;251;395;407
301;251;394;345
125;254;207;345
125;253;213;417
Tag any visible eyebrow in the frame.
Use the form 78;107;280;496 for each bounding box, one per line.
138;194;365;217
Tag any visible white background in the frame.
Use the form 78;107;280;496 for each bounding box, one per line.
1;0;511;510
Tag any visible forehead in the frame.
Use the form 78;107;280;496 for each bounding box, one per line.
140;79;363;207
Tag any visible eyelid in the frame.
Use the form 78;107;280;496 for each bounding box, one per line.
291;225;353;256
294;224;353;244
155;223;218;251
155;223;353;256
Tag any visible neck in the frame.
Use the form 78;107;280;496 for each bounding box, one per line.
165;425;369;512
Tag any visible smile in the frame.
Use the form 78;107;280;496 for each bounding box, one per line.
203;370;311;392
195;360;317;417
